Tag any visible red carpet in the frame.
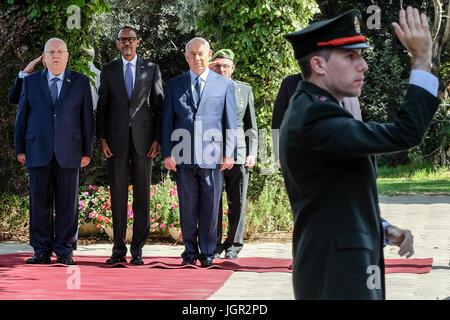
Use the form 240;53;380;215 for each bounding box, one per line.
146;256;293;273
384;258;433;274
0;254;433;300
144;256;433;274
0;253;233;300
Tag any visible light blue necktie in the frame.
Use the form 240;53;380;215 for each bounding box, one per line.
125;62;133;99
50;78;60;106
194;76;202;106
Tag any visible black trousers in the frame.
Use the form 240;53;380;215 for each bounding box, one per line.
28;156;79;257
107;131;152;256
216;164;249;255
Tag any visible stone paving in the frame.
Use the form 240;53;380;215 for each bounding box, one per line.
0;195;449;300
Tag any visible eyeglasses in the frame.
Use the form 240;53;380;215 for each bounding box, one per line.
211;63;232;70
45;50;68;55
117;37;137;44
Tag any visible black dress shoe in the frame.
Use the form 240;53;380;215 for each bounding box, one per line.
200;257;214;268
214;244;224;259
181;258;197;266
130;255;144;265
225;251;238;260
105;255;127;265
56;255;74;265
26;253;51;264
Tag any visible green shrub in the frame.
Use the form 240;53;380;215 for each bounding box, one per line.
245;173;292;238
0;193;29;241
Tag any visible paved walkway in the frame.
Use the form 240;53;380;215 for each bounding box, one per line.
0;195;449;300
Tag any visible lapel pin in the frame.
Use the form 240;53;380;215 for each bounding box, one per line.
67;79;70;83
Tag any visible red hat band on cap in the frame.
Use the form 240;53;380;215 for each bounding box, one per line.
317;35;366;47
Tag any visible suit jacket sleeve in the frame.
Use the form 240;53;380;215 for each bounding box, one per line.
223;80;238;158
81;76;94;157
14;77;29;155
302;85;440;159
243;86;258;158
151;64;164;143
272;78;289;162
95;67;109;140
161;81;174;159
272;77;289;130
8;77;23;105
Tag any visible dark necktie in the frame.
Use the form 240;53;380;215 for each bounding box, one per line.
125;62;133;99
50;78;60;106
194;76;202;106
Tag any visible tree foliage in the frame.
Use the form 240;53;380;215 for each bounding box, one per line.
0;0;109;193
199;0;319;129
92;0;205;81
316;0;449;166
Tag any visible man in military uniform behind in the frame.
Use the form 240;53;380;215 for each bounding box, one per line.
280;7;440;299
209;49;258;259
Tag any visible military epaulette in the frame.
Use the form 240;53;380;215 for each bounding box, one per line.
235;80;251;87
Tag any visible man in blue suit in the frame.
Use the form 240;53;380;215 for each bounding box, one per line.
161;37;237;267
14;38;94;265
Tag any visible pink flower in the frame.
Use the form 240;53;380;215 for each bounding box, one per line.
150;191;154;197
170;223;174;227
156;204;161;210
156;214;161;219
152;223;159;228
171;203;178;209
159;224;165;229
96;223;101;229
79;201;84;208
89;212;95;218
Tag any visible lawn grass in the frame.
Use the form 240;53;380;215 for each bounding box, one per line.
376;161;450;195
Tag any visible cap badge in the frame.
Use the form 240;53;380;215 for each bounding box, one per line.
354;15;361;33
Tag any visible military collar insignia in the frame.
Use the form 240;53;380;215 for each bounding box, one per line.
315;95;328;102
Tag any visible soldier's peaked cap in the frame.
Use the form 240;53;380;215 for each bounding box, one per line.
284;9;371;59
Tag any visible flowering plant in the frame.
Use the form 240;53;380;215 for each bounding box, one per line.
149;176;181;232
78;185;113;231
78;175;180;233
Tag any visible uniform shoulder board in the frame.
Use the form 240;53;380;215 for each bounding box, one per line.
235;80;251;87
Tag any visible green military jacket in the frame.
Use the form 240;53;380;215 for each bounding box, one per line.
234;80;258;164
280;80;440;299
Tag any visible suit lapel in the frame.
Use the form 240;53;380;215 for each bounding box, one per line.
38;69;52;105
55;69;72;108
183;72;196;109
197;70;215;111
131;57;145;104
114;58;129;101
